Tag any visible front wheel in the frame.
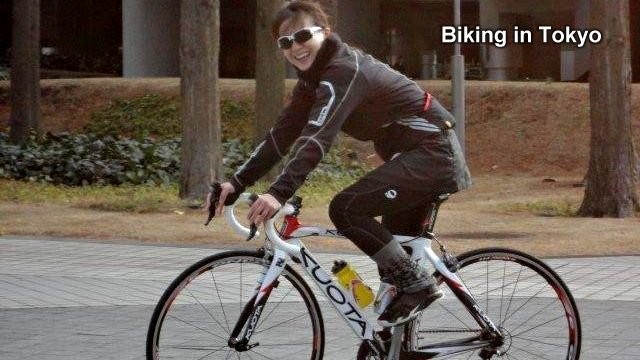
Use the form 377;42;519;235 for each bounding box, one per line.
406;247;581;359
146;250;325;359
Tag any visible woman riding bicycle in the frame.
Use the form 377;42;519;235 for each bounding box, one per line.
209;0;471;327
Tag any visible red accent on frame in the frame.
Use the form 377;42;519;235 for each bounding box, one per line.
424;92;433;112
281;215;303;239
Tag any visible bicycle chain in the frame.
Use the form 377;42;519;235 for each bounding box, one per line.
420;329;482;334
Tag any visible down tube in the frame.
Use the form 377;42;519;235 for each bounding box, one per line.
298;247;375;340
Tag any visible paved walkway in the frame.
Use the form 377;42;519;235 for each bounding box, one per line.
1;237;639;359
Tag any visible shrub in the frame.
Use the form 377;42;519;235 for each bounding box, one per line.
0;132;368;186
0;132;180;186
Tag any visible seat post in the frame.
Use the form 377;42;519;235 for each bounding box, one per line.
421;193;450;236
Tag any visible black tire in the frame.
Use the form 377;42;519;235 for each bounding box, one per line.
146;250;325;359
405;247;581;359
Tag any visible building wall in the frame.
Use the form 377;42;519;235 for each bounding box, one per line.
379;1;480;79
0;0;638;81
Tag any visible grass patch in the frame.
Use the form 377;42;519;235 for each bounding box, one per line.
246;173;357;207
0;180;182;213
502;198;580;217
0;174;359;213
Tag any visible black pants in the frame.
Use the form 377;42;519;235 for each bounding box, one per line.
328;132;457;256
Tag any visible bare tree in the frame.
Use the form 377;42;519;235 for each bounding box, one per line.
578;0;639;217
9;0;41;144
255;0;286;180
179;0;222;200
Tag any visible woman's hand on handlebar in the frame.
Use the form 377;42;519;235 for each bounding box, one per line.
247;194;281;225
203;182;237;217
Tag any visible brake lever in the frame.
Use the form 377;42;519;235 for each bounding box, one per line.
204;182;222;226
246;193;259;241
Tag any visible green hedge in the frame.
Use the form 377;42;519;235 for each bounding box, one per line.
0;132;366;186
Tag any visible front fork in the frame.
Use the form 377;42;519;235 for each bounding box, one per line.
228;248;288;351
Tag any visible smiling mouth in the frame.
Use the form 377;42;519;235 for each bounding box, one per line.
295;52;310;61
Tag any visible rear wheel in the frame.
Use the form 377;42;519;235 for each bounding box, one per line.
406;247;581;359
147;250;325;359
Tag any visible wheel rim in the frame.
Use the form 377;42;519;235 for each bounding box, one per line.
410;250;580;359
151;255;322;359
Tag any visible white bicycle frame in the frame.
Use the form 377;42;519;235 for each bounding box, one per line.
226;193;499;359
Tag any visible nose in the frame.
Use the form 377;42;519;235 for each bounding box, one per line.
290;40;303;52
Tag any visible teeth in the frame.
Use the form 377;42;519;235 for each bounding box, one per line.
295;53;309;60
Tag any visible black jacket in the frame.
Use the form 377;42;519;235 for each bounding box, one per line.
230;34;470;204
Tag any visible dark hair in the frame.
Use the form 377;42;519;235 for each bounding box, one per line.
271;1;331;39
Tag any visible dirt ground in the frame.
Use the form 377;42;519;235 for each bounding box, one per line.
1;174;639;258
0;79;639;257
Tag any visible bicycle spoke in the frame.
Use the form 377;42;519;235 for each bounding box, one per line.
430;301;474;330
167;314;229;342
211;269;231;333
505;352;525;360
508;298;563;335
466;349;475;360
257;283;296;329
512;334;566;348
511;313;566;339
255;342;315;347
486;260;489;315
224;349;234;360
501;281;556;327
194;345;227;360
254;313;308;334
500;265;523;328
240;262;244;313
186;287;230;336
499;261;506;325
248;348;278;360
509;344;553;360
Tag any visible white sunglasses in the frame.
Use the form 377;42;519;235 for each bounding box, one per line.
277;26;323;50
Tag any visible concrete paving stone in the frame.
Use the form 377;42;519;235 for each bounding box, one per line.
1;237;640;359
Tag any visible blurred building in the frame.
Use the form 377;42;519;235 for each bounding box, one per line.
0;0;638;82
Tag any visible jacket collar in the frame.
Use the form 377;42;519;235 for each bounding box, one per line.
296;33;342;83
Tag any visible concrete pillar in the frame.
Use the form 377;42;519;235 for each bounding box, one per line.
122;0;180;77
479;0;521;80
573;0;591;79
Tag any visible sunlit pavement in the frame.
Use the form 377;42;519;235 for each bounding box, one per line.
1;237;639;359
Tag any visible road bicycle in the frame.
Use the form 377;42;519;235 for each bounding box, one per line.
147;185;581;359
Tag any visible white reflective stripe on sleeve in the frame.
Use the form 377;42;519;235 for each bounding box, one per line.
269;129;285;158
233;174;245;187
297;136;325;158
309;81;336;127
235;140;265;175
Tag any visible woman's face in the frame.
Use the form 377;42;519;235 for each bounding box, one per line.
278;16;328;71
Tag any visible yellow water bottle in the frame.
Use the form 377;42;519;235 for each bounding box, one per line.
331;260;375;308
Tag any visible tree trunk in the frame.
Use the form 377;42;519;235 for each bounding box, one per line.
9;0;41;144
255;0;286;181
578;0;639;217
179;0;222;201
